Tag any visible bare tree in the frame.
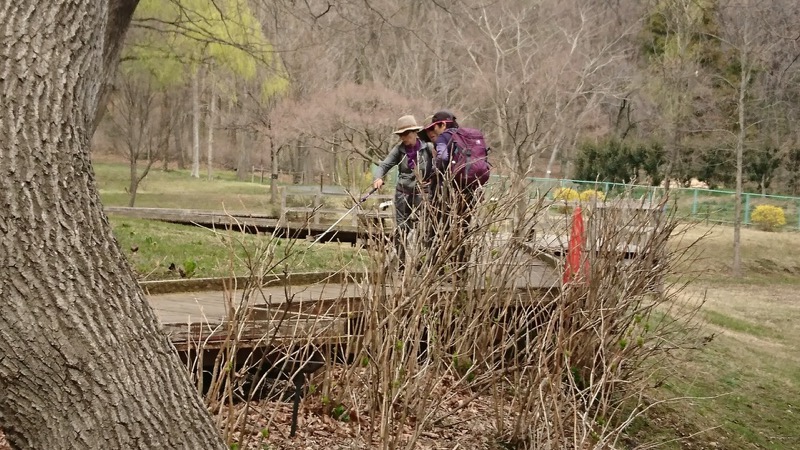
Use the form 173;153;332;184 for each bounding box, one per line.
0;1;226;447
171;93;190;170
639;0;718;189
129;0;275;180
107;69;174;206
191;66;203;177
207;75;217;180
714;0;797;275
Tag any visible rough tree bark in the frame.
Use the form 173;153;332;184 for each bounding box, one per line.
0;1;226;448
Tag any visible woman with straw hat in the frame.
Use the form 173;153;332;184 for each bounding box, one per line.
372;114;434;269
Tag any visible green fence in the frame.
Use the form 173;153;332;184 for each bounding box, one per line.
285;174;800;230
516;177;800;230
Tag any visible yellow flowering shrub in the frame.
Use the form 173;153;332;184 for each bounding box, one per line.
750;204;786;232
579;189;606;202
553;187;580;202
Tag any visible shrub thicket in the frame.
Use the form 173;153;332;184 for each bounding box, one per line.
191;181;703;449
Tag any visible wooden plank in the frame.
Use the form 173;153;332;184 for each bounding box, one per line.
357;211;393;219
106;206;396;241
162;315;350;349
149;282;363;325
283;207;348;215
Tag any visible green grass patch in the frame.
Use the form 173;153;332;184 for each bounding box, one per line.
95;163;280;211
630;279;800;449
110;216;367;280
703;310;779;339
651;333;800;450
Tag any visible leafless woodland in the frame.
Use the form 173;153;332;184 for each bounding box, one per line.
96;0;800;195
3;0;800;449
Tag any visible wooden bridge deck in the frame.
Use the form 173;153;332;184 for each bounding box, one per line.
106;206;391;244
105;184;397;244
117;197;661;351
146;259;559;351
147;282;362;325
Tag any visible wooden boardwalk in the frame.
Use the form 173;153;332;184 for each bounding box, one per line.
105;186;395;244
145;258;559;352
119;196;663;354
147;281;362;325
105;206;367;242
148;262;558;320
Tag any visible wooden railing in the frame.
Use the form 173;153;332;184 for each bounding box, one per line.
279;186;394;230
537;199;664;255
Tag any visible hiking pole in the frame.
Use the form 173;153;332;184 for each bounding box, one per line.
309;186;379;247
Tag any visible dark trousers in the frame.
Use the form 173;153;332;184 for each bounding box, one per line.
394;188;422;234
427;182;479;276
394;188;425;269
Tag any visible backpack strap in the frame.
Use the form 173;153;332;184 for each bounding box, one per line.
422;142;434;180
444;128;459;156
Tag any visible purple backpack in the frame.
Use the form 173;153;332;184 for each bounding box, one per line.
447;127;491;188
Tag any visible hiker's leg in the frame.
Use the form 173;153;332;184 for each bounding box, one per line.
403;189;426;268
454;187;476;276
427;181;451;271
420;180;437;247
394;190;414;270
428;181;447;269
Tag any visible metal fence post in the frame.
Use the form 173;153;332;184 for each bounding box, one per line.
744;193;751;225
691;189;698;218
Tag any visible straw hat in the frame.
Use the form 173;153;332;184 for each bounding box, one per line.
393;115;423;135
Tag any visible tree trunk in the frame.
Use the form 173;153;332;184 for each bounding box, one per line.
207;82;215;181
544;141;561;179
161;94;171;172
661;124;682;193
269;134;278;204
191;69;201;178
236;128;250;181
129;158;139;207
0;1;226;448
174;111;186;170
733;67;751;277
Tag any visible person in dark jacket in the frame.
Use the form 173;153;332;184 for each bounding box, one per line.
422;110;476;277
423;110;459;173
372;115;434;268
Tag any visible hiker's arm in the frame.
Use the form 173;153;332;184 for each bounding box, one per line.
373;145;402;189
435;141;449;161
434;134;450;170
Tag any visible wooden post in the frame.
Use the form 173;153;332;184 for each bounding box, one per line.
313;191;321;225
351;193;360;227
279;188;287;227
